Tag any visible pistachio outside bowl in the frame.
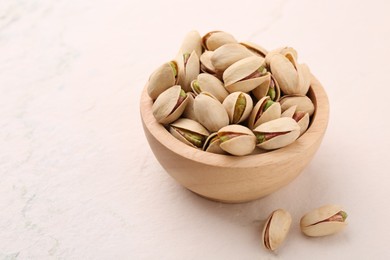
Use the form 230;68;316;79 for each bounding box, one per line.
140;75;329;203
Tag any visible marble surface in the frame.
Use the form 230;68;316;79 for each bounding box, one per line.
1;0;390;259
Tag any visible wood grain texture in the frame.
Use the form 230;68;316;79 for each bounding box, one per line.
140;75;329;203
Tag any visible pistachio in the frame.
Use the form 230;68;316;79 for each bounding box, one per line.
253;117;300;150
252;73;281;101
193;92;229;132
211;43;253;72
281;105;310;136
176;50;200;92
300;205;348;237
262;209;292;251
248;97;281;129
217;125;256;156
203;132;226;154
170;118;209;148
202;31;238;51
240;41;268;57
191;73;229;102
222;92;253;124
279;95;315;116
152;85;189;124
182;92;197;121
147;61;178;100
179;30;202;59
200;51;218;76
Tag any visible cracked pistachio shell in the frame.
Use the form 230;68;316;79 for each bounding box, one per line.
218;125;256;156
240;41;268;57
252;73;281;101
182;92;197;120
222;92;253;124
147;61;178;100
200;51;218;76
191;73;229;102
254;117;300;150
170;118;210;148
269;53;300;95
202;31;238;51
248;97;281;129
265;47;298;66
262;209;292;251
176;50;200;92
300;205;348;237
223;56;268;93
282;105;310;136
193;92;229;132
211;43;253;72
179;30;202;58
152;85;189;124
203;132;226;154
280;95;315;116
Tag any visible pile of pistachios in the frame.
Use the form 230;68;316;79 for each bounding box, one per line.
148;30;315;156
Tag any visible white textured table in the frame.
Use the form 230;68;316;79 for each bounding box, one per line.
1;0;390;259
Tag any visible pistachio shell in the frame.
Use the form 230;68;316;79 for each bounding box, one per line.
176;50;200;92
297;113;310;136
240;41;268;57
300;205;348;237
147;61;177;100
254;117;300;150
269;53;299;95
222;92;253;124
211;43;253;72
193;93;229;132
280;95;315;116
152;85;189;124
252;73;281;101
218;125;256;156
200;51;218;76
262;209;292;251
203;132;226;154
281;105;310;136
182;92;197;120
179;30;202;58
202;31;238;51
281;105;297;118
225;75;269;93
265;47;298;66
248;97;281;129
191;73;229;102
170;118;209;148
223;56;265;86
296;63;311;95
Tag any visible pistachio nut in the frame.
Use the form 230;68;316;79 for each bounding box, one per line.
179;30;202;59
279;95;315;116
176;50;200;92
252;73;281;101
217;125;256;156
202;31;238;51
193;92;229;132
240;41;268;57
300;205;348;237
202;132;226;154
152;85;189;124
248;97;281;129
182;92;197;121
281;105;310;136
211;43;253;72
262;209;292;251
222;92;253;124
147;61;178;100
253;117;300;150
265;46;298;66
169;118;209;148
191;73;229;102
200;51;218;76
223;56;269;93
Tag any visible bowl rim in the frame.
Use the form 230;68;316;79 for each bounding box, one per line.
140;74;329;168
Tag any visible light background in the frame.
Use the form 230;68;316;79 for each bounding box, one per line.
1;0;390;259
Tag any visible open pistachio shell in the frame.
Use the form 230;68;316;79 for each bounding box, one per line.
211;43;253;72
170;118;210;148
202;31;238;51
281;105;310;136
280;95;315;116
265;47;298;66
147;61;178;100
296;63;311;95
240;41;268;57
248;97;281;129
253;117;300;150
179;30;202;58
152;85;189;124
262;209;292;251
176;50;200;92
281;105;297;118
300;205;348;237
269;53;299;95
218;125;256;156
200;51;218;76
182;92;197;121
203;132;226;154
191;73;229;102
193;92;229;132
252;73;281;101
222;92;253;124
223;56;268;93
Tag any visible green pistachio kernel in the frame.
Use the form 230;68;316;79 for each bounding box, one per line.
233;93;246;123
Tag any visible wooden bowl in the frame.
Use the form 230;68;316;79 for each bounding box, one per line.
140;75;329;203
